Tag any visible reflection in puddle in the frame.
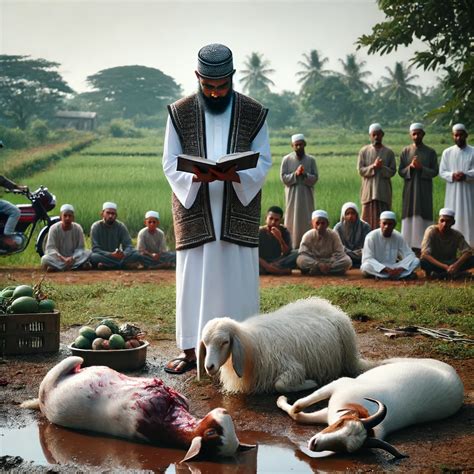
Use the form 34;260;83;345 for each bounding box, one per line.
1;420;358;472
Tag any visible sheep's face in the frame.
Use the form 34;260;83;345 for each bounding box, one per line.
308;419;367;454
201;325;233;376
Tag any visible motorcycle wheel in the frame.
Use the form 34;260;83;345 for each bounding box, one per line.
36;217;60;257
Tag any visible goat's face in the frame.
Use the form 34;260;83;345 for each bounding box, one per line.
182;408;255;462
309;417;368;454
200;320;233;376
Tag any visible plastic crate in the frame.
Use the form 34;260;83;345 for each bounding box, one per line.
0;310;60;355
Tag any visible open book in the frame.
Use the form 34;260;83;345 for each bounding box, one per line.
177;150;259;174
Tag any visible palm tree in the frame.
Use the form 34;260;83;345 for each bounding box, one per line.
338;54;372;92
297;50;330;89
379;62;421;102
239;52;275;96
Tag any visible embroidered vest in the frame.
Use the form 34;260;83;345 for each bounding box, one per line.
168;92;268;250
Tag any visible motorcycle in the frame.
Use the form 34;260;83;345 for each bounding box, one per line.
0;186;59;257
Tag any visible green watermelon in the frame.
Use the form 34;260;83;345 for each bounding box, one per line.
79;326;97;341
12;285;34;299
109;334;125;350
99;318;120;334
74;335;92;349
10;296;39;314
38;299;55;313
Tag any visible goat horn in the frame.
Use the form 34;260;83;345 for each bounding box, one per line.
363;437;408;459
360;398;387;429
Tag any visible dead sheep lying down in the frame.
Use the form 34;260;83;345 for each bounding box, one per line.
21;356;254;463
277;358;464;459
198;297;377;394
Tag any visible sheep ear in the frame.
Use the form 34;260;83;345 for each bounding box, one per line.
231;334;244;378
180;436;203;463
197;340;206;381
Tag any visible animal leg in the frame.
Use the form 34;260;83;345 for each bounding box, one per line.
287;379;347;414
274;363;319;393
277;396;328;424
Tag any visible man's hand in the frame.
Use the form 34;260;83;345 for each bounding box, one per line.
373;157;383;169
270;226;283;241
383;267;404;278
192;166;216;183
209;165;241;183
410;155;422;169
111;250;124;260
151;252;161;261
319;263;331;274
296;165;305;176
453;171;466;182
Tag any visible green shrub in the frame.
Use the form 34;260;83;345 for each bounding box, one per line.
0;126;29;149
108;119;143;138
30;119;50;143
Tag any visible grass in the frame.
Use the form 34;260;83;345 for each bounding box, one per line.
0;278;471;358
1;127;450;266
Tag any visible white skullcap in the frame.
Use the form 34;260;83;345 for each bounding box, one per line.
145;210;160;219
439;207;455;217
452;123;467;133
409;122;424;131
380;211;396;221
291;133;305;143
102;201;117;211
312;209;329;221
60;204;74;213
340;202;359;219
369;123;383;133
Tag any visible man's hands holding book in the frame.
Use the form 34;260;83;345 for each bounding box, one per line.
192;165;241;183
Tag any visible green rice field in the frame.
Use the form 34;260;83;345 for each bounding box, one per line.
2;127;451;266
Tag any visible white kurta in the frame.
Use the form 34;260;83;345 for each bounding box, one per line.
439;144;474;246
361;229;420;279
163;103;272;350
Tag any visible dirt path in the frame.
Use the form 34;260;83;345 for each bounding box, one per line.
1;266;472;288
0;267;473;472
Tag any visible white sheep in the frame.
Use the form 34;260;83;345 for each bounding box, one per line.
198;297;375;394
277;358;464;458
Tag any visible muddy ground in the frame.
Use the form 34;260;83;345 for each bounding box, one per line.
0;268;473;473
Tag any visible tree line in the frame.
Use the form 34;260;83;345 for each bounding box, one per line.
1;0;472;132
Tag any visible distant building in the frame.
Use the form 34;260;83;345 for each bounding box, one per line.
55;111;97;131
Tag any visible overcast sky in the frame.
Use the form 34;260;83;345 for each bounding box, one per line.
0;0;439;96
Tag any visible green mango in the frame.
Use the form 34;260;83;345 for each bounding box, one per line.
10;296;39;314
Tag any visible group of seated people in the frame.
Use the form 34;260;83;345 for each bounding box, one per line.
41;202;176;272
258;204;474;280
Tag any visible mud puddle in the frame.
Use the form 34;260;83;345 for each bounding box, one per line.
1;419;358;473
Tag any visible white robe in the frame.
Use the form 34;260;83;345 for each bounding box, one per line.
439;144;474;246
361;228;420;279
162;103;272;350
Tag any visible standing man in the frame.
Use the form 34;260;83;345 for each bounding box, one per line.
89;202;141;270
41;204;91;271
280;133;318;249
398;123;438;253
357;123;396;229
162;44;271;374
439;123;474;246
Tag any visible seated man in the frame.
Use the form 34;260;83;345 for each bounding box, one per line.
361;211;420;280
90;202;141;270
41;204;91;271
0;174;27;250
420;208;473;279
258;206;297;275
137;210;176;269
297;210;352;275
333;202;371;268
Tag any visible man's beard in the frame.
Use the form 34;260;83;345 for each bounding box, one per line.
198;86;233;115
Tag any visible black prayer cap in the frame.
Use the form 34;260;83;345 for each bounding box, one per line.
197;43;235;79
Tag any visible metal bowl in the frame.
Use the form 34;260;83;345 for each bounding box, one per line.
68;340;149;371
